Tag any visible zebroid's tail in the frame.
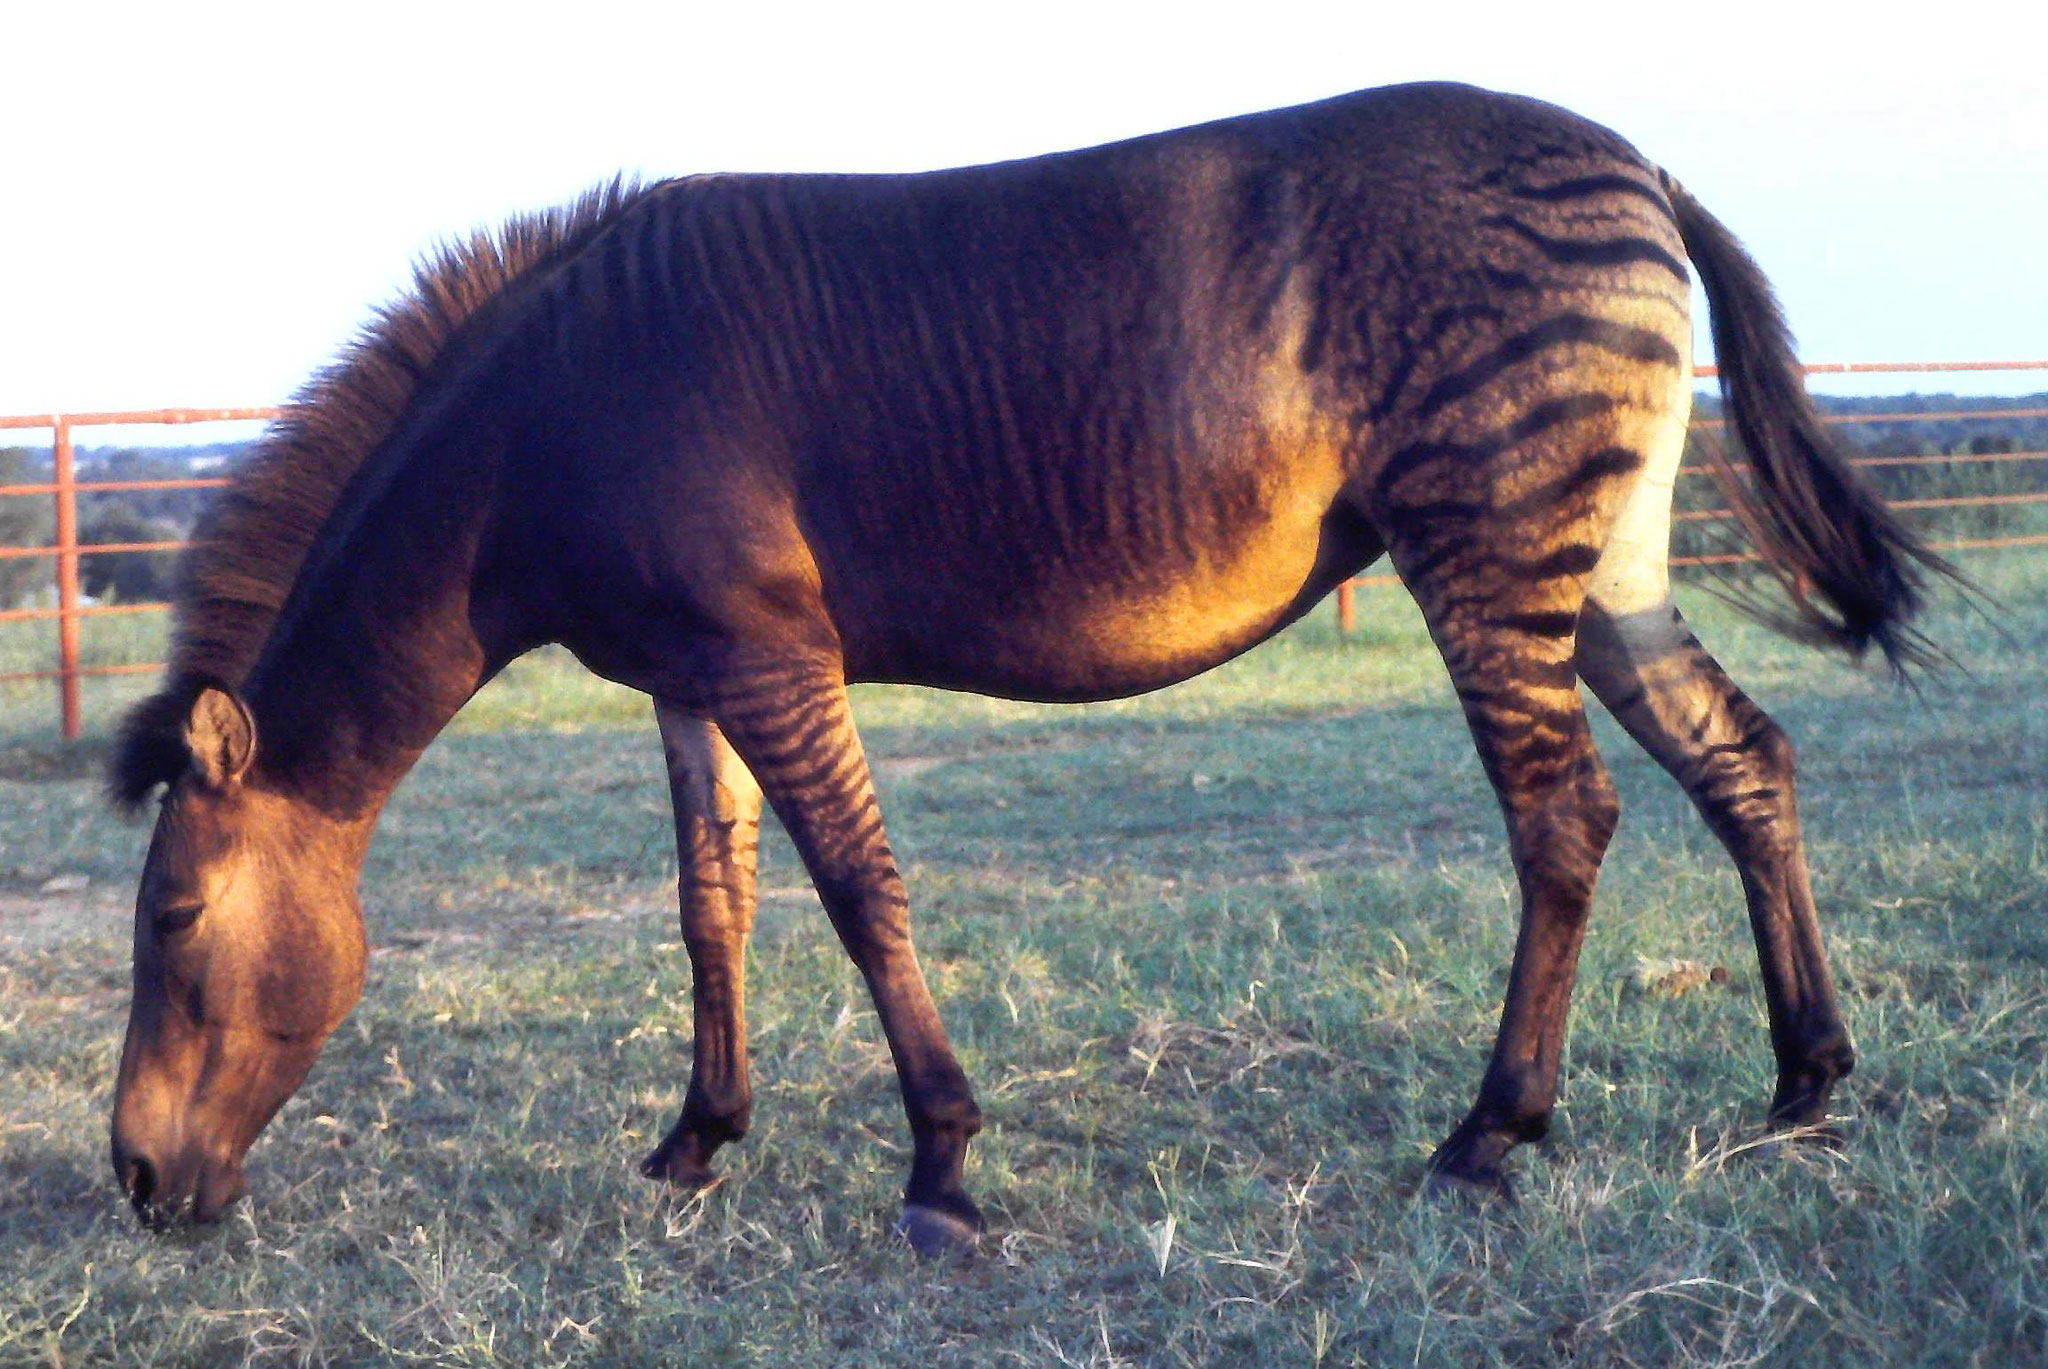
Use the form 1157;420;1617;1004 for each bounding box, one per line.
1662;171;1966;673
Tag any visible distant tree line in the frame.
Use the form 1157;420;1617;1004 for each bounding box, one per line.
2;392;2044;611
0;444;243;609
1677;391;2048;559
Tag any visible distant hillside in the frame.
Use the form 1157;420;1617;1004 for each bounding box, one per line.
34;393;2048;476
77;439;259;468
1678;390;2048;560
0;443;255;606
1693;390;2048;455
4;395;2043;607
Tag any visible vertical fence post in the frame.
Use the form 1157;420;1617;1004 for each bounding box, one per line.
1335;579;1356;633
52;418;82;740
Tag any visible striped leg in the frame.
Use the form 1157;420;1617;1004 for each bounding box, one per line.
697;656;984;1254
1577;598;1854;1130
1406;559;1620;1199
641;708;764;1188
1372;359;1675;1195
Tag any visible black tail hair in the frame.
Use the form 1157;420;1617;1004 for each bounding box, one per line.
1662;171;1965;674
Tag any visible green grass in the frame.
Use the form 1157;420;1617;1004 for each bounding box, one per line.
3;558;2046;1366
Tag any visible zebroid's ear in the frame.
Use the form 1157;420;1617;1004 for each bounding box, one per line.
183;686;257;791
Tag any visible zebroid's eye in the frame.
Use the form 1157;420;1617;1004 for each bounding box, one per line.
155;903;204;937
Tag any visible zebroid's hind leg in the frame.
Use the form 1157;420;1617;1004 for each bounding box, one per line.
1572;360;1853;1138
1375;436;1634;1194
1577;600;1855;1134
641;707;765;1188
693;652;985;1255
1399;544;1621;1200
1371;332;1690;1197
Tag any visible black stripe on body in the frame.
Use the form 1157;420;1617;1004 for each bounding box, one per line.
1482;266;1541;294
1508;544;1605;580
1498;609;1581;638
1499;445;1646;517
1352;303;1511;417
1412;316;1681;424
1452;656;1580;696
1397;537;1478;585
1506;174;1670;209
1479;214;1689;282
1374;390;1623;499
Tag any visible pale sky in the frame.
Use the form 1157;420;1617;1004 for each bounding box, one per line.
4;0;2044;438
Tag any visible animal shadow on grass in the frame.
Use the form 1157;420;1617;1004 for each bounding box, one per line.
0;1146;137;1244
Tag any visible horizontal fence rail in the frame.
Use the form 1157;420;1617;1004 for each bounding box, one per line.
5;365;2047;736
1336;363;2048;630
0;409;261;736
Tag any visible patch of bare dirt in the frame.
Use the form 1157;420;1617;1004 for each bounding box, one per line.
872;755;947;784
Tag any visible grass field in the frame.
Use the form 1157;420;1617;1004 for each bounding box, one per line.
2;558;2045;1367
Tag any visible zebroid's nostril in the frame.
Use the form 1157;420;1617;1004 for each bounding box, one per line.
125;1155;157;1209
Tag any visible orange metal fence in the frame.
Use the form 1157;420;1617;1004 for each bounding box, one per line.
4;364;2046;737
0;409;270;736
1331;362;2048;630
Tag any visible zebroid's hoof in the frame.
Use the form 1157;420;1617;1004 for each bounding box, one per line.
895;1203;981;1257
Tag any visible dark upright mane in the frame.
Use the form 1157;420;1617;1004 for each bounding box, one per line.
109;179;652;808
